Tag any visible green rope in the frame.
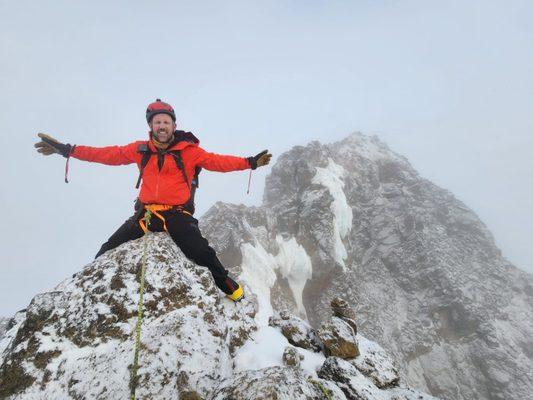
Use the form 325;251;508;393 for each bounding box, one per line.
307;377;333;400
130;209;152;400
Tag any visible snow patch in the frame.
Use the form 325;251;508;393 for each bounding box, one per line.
239;242;277;326
312;158;353;270
274;235;313;318
240;234;313;322
297;347;326;378
234;326;326;378
234;326;287;371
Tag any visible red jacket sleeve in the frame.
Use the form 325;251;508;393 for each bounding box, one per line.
186;146;250;172
70;142;141;166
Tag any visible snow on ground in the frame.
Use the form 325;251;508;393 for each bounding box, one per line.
297;347;326;378
234;326;287;371
236;236;325;378
233;325;326;379
312;157;353;270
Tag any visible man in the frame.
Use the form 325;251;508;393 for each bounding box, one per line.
35;99;271;302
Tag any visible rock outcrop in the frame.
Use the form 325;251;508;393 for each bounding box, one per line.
0;233;435;400
0;319;11;342
200;132;533;400
318;316;359;359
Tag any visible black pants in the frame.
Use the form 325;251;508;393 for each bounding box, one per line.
95;209;239;295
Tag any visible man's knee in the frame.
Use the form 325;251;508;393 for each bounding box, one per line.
179;241;216;264
95;215;143;259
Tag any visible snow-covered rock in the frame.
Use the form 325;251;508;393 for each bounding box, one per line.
0;318;12;341
211;366;347;400
318;316;359;359
269;310;322;352
319;357;438;400
331;297;358;335
353;336;400;389
0;231;434;399
282;346;303;367
200;132;533;400
0;234;257;399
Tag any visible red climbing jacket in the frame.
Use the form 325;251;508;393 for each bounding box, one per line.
71;134;250;206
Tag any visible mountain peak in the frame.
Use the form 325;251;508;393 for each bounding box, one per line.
202;132;533;400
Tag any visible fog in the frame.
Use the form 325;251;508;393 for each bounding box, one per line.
1;1;532;316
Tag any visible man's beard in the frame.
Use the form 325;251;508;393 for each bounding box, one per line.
151;129;173;144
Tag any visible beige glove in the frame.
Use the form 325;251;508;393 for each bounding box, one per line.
248;150;272;169
35;133;72;157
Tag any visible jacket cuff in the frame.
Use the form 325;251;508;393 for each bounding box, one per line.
247;156;257;170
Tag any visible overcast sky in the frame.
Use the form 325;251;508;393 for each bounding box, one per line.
1;1;532;316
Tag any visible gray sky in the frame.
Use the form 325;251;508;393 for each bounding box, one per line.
1;1;532;316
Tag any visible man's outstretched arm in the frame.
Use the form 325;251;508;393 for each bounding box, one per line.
190;146;272;172
35;133;140;166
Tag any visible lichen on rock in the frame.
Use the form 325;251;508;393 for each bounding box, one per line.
318;316;359;359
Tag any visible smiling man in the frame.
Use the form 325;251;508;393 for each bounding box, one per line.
35;99;271;301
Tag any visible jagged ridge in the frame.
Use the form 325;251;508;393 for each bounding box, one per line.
200;132;533;400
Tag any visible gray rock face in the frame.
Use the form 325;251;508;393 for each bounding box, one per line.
0;318;12;341
200;132;533;400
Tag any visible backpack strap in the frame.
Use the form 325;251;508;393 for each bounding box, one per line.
187;166;202;214
169;150;202;215
191;166;201;189
135;142;152;189
134;143;203;215
169;151;190;189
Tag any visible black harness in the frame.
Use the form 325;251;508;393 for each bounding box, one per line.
135;132;202;215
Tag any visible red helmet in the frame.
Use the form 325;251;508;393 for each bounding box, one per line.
146;99;176;123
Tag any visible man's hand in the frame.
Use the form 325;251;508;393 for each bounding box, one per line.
248;150;272;170
35;133;72;158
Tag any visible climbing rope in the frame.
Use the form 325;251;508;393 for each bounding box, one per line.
307;377;333;400
130;209;152;400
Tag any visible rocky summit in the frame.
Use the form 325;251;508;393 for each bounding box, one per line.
0;232;435;399
200;132;533;400
2;132;531;399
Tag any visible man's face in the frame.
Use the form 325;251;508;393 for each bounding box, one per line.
150;113;176;143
